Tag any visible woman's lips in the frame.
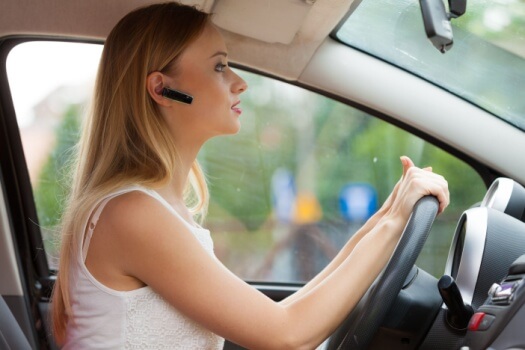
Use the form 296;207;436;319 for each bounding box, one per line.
231;101;242;114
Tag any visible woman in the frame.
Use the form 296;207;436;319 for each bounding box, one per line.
51;2;449;349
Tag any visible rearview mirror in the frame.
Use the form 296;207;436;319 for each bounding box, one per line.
419;0;466;53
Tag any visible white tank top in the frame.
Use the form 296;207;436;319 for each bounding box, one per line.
63;186;225;349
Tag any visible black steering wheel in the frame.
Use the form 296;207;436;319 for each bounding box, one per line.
328;196;439;350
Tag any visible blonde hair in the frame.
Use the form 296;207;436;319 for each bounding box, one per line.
51;2;210;343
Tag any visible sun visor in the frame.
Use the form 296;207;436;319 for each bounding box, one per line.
211;0;314;44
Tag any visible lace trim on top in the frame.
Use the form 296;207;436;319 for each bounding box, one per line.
124;291;224;349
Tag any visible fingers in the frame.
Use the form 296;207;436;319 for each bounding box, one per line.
403;167;449;214
422;175;449;214
400;156;414;177
436;178;450;214
387;156;449;219
400;156;431;174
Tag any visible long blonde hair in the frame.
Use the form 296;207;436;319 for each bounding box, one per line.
51;2;210;343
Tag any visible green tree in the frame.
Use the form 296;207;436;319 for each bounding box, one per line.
34;104;81;256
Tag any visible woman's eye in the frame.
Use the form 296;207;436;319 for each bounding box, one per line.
215;63;227;72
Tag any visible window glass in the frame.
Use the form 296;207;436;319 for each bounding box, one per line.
7;41;102;269
7;41;486;281
336;0;525;131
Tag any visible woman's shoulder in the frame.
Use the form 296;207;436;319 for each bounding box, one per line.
96;185;201;242
97;187;165;229
104;185;155;205
86;186;190;270
89;186;216;292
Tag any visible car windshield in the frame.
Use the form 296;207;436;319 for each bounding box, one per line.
335;0;525;131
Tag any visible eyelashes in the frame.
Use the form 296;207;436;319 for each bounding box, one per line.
215;63;228;72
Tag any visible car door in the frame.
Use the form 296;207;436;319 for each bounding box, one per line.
0;39;52;349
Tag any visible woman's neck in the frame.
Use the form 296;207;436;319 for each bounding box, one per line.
157;143;199;203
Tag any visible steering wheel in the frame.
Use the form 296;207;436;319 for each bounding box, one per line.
328;196;439;350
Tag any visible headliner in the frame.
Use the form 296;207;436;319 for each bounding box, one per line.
0;0;355;80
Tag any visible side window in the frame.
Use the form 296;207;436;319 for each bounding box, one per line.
7;41;486;281
7;41;102;269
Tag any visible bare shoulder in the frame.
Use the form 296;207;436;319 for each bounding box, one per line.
98;190;177;236
86;189;206;290
102;189;160;217
84;190;177;289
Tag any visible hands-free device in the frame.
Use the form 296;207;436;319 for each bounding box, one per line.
162;87;193;105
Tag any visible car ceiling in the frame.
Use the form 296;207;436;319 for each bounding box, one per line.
0;0;355;80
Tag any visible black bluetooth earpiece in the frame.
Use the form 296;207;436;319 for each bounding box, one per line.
161;87;193;105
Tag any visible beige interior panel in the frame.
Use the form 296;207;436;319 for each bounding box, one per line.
0;184;23;296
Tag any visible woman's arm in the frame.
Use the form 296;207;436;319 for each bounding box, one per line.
90;162;448;350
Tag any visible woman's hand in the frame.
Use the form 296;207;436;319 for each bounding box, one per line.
383;156;449;222
378;156;415;216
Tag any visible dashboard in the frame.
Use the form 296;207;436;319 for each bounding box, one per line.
429;178;525;349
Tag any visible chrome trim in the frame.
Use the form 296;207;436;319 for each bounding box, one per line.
445;207;487;305
481;177;514;212
250;283;301;294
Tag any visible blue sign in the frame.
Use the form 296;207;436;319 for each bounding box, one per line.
271;168;296;223
339;183;377;222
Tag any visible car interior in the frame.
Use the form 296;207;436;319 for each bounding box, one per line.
1;0;525;349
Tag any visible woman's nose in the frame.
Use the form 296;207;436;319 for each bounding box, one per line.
231;71;248;94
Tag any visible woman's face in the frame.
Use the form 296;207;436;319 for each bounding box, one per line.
164;23;248;145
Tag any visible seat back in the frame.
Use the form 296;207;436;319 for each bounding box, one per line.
0;296;31;350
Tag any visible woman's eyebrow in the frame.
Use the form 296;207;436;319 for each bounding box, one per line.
209;51;228;58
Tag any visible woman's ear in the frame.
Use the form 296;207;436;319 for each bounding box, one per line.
146;72;171;106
